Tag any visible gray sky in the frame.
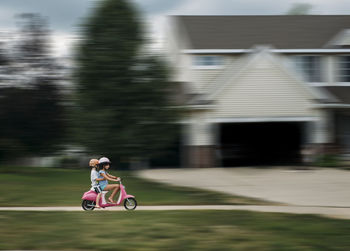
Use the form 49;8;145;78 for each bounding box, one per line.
0;0;349;56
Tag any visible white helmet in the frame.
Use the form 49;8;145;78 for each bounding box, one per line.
99;157;111;165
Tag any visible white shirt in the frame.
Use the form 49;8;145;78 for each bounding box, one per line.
90;168;99;187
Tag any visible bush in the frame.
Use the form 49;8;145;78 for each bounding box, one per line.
315;154;341;168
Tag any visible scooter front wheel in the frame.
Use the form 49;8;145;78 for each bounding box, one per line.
124;198;137;210
82;200;96;211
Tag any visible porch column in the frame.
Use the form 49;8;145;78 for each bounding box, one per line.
313;109;334;144
183;115;215;168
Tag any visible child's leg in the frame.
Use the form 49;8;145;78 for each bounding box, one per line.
109;185;120;203
104;184;120;203
96;193;102;208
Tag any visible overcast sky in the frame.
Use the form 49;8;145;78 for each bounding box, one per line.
0;0;349;56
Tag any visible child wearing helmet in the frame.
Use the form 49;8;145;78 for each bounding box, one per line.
89;158;105;208
98;157;120;203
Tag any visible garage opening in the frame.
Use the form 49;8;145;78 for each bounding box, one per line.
219;122;304;166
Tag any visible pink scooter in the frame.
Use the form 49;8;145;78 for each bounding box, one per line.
81;179;137;211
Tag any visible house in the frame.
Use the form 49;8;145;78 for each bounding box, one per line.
165;15;350;168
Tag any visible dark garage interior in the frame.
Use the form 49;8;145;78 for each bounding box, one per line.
219;122;303;166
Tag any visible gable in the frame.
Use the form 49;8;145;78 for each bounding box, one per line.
208;51;319;118
326;29;350;48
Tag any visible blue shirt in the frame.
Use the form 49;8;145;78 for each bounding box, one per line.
98;170;108;188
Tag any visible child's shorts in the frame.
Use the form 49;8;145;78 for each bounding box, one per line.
99;183;107;191
93;185;102;193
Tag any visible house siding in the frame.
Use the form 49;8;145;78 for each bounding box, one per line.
167;15;350;167
208;55;317;118
192;69;224;93
185;52;333;151
191;56;241;93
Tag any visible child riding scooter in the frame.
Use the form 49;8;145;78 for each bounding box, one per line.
82;157;137;210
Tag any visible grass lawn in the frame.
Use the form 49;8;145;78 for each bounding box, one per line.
0;210;350;250
0;166;266;206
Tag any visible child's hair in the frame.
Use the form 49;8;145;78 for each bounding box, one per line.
98;157;111;170
89;159;99;168
100;163;108;170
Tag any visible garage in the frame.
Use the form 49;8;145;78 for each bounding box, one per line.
219;122;304;166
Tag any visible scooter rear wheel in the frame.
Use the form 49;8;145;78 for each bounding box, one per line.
124;198;137;210
82;200;96;211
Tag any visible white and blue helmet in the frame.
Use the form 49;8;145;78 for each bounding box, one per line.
98;157;111;165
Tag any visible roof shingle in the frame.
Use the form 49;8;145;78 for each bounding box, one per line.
175;15;350;49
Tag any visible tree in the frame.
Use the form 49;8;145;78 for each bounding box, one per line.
286;3;313;15
73;0;181;165
0;14;65;161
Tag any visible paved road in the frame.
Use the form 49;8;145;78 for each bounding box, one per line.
1;205;350;220
138;167;350;207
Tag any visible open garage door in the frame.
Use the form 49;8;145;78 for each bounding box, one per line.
219;122;303;166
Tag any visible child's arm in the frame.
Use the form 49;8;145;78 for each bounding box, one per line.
100;172;119;182
106;173;117;179
95;177;105;181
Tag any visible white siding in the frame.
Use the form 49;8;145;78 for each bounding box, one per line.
192;69;223;93
208;55;317;118
191;56;243;94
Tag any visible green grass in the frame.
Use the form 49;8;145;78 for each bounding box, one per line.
0;210;349;250
0;166;266;206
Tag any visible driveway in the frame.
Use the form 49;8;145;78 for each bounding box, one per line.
138;167;350;207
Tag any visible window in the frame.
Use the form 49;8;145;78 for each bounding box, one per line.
293;56;322;82
193;55;223;67
338;56;350;82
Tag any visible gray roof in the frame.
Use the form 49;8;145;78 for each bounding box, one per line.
175;15;350;49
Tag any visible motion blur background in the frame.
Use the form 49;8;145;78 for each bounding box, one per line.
1;1;350;250
0;0;350;170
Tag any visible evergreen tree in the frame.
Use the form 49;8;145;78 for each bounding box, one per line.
73;0;181;165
